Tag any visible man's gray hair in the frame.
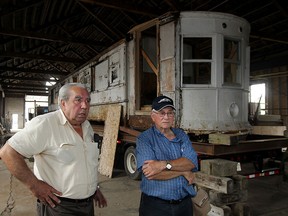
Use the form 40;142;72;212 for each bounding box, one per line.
58;83;88;106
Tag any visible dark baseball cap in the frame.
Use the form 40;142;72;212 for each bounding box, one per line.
152;95;175;111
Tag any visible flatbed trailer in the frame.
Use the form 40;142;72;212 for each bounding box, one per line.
91;124;288;179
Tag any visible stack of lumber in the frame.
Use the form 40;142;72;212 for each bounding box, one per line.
194;159;250;216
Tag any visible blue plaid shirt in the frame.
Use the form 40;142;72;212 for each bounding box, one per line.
136;126;198;200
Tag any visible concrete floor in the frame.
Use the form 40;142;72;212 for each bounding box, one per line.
246;175;288;216
0;159;140;216
1;159;288;216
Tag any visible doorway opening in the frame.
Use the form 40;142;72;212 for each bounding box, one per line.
249;83;266;125
134;20;158;111
25;95;48;124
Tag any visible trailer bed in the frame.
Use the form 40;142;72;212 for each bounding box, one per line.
193;135;288;156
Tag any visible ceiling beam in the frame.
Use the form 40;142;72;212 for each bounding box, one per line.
0;76;53;82
76;1;122;39
0;0;44;17
251;54;288;71
250;70;288;80
0;52;84;64
4;92;49;97
0;66;67;76
274;0;288;17
164;0;180;11
1;82;47;89
2;86;48;91
3;89;49;96
0;29;109;47
250;35;288;45
78;0;159;17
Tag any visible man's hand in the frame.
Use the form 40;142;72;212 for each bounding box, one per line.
30;179;62;208
142;160;165;178
94;188;107;208
0;144;62;208
183;171;195;185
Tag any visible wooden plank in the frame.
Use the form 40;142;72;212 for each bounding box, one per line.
252;125;286;136
201;159;238;177
257;114;282;122
128;115;153;130
141;49;158;76
209;189;248;206
119;126;141;137
88;105;109;121
209;133;247;145
194;172;234;194
98;104;121;178
91;124;104;136
232;175;248;191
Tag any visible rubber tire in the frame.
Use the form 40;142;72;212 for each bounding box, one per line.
124;146;142;180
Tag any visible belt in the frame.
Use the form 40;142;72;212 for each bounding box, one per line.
57;195;94;203
143;193;190;205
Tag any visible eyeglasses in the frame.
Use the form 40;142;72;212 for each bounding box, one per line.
153;110;175;118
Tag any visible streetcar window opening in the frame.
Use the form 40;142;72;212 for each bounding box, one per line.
182;37;212;85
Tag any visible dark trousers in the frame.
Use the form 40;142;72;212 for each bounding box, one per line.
37;199;94;216
139;193;193;216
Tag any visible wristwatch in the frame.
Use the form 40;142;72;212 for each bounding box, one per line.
166;161;172;170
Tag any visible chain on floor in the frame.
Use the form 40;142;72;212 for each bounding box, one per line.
0;174;15;216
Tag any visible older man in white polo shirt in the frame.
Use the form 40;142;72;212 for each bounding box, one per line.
0;83;107;216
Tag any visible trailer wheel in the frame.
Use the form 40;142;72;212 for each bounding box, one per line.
124;146;141;180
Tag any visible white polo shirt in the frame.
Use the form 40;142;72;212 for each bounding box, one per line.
8;109;99;199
